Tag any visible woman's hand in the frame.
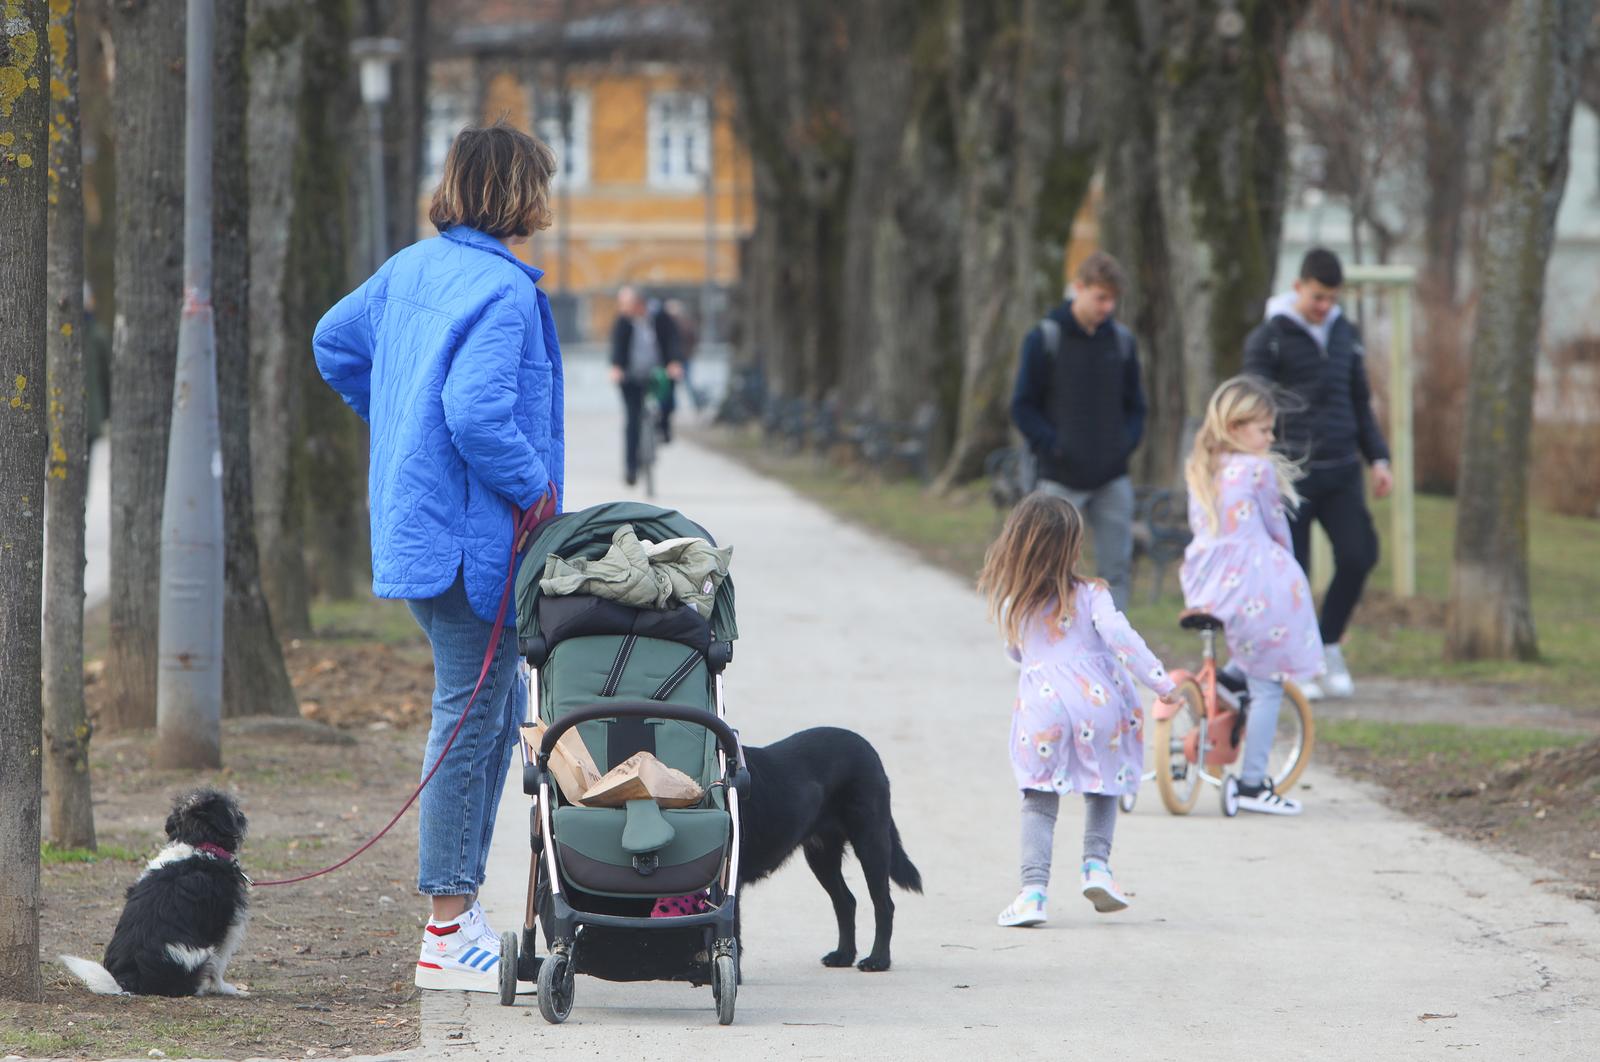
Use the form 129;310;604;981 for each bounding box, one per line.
609;365;624;385
666;361;685;381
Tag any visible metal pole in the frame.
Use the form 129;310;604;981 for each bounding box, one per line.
156;0;223;769
1389;284;1416;597
367;101;388;272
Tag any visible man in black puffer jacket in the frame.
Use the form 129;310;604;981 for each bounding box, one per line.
1243;248;1392;699
1010;252;1148;609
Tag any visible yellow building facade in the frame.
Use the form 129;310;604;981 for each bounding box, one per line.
425;56;754;342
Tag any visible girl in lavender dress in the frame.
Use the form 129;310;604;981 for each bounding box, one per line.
979;495;1178;928
1181;376;1323;816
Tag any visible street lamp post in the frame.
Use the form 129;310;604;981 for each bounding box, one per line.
155;0;222;768
352;37;404;273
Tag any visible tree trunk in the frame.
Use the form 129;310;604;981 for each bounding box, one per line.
1148;0;1306;427
390;0;428;252
0;0;50;1002
1447;0;1593;661
103;0;185;730
44;0;96;849
1098;0;1185;486
247;0;312;638
218;0;297;717
936;0;1098;490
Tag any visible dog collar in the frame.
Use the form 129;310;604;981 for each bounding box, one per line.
196;842;235;862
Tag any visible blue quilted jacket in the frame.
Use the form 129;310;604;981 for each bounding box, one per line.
312;226;565;622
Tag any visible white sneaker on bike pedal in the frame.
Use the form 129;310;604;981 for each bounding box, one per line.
1236;779;1302;816
1080;861;1130;913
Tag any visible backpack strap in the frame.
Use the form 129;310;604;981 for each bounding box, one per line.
1038;317;1061;358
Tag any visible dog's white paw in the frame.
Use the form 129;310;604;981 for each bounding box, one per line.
215;980;249;996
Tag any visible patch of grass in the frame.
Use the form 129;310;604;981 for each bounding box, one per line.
0;1027;87;1054
310;595;426;646
1313;719;1583;768
41;841;142;864
708;428;1600;709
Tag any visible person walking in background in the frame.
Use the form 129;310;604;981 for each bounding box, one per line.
609;286;683;486
1181;377;1321;815
664;297;707;412
1009;252;1148;610
979;493;1178;928
1244;248;1392;699
313;120;564;992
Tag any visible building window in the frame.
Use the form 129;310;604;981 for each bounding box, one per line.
647;91;709;190
424;89;473;191
535;88;591;189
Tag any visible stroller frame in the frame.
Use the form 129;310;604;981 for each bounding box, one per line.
505;670;750;1024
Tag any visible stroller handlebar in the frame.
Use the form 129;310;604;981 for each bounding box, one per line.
537;701;746;777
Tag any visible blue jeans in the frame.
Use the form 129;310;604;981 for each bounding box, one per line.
407;572;525;896
1241;676;1285;788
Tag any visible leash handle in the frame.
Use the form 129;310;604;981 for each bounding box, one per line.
255;485;556;888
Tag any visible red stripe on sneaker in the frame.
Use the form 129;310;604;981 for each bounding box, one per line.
425;923;461;936
417;961;443;970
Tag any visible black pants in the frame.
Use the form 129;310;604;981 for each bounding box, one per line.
619;380;675;480
1288;461;1379;645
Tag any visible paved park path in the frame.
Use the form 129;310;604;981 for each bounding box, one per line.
410;352;1599;1060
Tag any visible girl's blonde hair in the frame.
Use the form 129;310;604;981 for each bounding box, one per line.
977;493;1093;649
1185;375;1302;534
428;120;558;238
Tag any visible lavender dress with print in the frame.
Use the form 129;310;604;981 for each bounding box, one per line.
1008;582;1176;796
1179;453;1322;682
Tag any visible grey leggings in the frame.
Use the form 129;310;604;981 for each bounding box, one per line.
1019;789;1118;889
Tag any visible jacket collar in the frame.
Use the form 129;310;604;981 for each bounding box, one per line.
440;226;546;285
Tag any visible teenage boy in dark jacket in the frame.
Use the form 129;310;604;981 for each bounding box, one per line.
1010;251;1148;609
1243;247;1392;699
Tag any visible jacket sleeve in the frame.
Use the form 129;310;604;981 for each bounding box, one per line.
312;282;375;421
1123;332;1148;455
610;316;631;371
1009;327;1057;456
1088;584;1176;697
656;311;683;366
1349;337;1391;464
1242;322;1275;382
442;295;549;510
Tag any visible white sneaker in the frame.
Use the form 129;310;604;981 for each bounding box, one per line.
1321;645;1354;698
1236;780;1302;816
1299;679;1325;701
1080;861;1130;913
415;910;533;993
997;889;1048;927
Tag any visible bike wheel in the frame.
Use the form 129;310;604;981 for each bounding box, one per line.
1269;682;1315;793
1153;678;1205;815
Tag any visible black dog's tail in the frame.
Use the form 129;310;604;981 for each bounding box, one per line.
888;821;922;894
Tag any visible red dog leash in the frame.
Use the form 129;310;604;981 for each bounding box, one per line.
255;487;556;887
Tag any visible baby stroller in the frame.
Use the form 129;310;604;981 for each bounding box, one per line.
502;502;747;1025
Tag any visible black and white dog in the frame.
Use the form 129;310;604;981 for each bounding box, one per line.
740;727;922;972
61;788;252;997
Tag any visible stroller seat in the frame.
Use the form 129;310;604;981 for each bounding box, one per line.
553;805;728;898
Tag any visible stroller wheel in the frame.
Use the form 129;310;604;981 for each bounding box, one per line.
538;950;575;1024
498;931;518;1007
712;952;738;1025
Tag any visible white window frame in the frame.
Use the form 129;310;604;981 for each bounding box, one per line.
424;89;474;190
535;88;592;190
647;91;709;191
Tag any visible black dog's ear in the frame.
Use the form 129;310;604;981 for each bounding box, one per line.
163;806;183;841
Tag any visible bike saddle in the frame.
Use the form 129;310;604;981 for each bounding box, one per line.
1178;611;1225;632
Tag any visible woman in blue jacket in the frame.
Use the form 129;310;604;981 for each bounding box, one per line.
313;121;564;993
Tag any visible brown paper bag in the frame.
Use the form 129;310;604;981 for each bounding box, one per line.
581;751;704;809
522;719;603;804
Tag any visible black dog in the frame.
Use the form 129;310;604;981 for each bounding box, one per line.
61;788;251;997
739;726;922;971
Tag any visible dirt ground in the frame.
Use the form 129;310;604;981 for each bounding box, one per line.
3;640;448;1060
1321;737;1600;903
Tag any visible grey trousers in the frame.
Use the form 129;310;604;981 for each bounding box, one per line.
1019;789;1119;889
1036;475;1135;610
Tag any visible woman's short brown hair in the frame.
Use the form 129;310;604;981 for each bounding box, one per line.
428;121;558;239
